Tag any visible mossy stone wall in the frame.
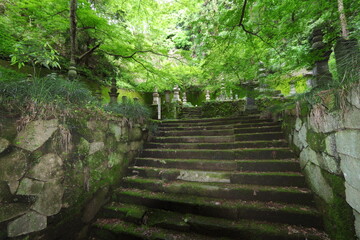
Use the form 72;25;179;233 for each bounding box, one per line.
0;111;148;239
282;85;360;240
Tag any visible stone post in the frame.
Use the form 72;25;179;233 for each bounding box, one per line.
182;92;187;104
152;89;159;105
108;78;119;105
172;85;181;102
310;27;333;88
164;90;171;103
205;90;211;101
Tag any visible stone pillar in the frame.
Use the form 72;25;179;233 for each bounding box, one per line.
152;89;159;105
182;92;187;104
310;27;333;88
164;91;171;103
108;78;119;105
172;86;181;102
205;90;211;101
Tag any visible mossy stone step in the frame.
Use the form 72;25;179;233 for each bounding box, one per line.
142;149;235;160
135;158;300;172
152;135;234;143
135;158;238;171
235;132;284;141
128;167;306;187
235;148;295;159
145;140;288;150
161;115;261;124
99;203;326;240
234;126;282;134
158;121;279;131
160;118;272;127
157;129;234;137
112;188;323;228
92;218;225;240
121;177;315;205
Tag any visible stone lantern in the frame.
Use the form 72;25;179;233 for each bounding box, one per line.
172;85;181;102
152;88;159;105
109;78;119;105
182;92;187;104
205;90;210;101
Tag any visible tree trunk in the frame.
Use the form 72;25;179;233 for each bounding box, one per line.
337;0;349;40
70;0;77;65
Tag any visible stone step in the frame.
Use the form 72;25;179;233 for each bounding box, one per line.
151;135;234;143
156;129;234;137
141;148;294;160
235;132;284;141
97;203;326;240
121;178;315;205
92;218;222;240
234;126;282;134
161;115;261;124
128;167;306;187
112;188;323;228
145;140;288;149
160;118;272;127
158;121;279;131
236;148;295;159
135;158;301;172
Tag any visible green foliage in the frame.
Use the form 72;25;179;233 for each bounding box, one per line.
0;75;94;114
202;100;246;118
104;101;151;123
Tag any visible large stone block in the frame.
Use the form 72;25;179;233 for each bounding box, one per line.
81;186;109;223
340;154;360;192
335;130;360;159
325;133;338;157
16;178;44;196
129;127;143;141
89;142;105;155
0;138;10;154
299;147;320;169
15;119;58;152
31;181;64;216
295;118;302;131
77;137;90;155
107;153;123;168
347;84;360;109
7;211;46;237
27;153;63;181
343;107;360;129
345;182;360;214
321;153;341;175
303;163;334;203
309;106;343;133
0;203;29;223
0;150;27;182
109;123;122;141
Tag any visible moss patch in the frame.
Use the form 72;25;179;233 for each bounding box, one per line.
306;129;326;152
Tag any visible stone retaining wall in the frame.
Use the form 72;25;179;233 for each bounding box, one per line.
282;85;360;239
0;112;148;239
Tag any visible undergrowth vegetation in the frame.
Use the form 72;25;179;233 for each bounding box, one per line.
104;101;151;124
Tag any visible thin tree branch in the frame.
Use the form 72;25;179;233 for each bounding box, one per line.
102;50;185;63
77;43;101;62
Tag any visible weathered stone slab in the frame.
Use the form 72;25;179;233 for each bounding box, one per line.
340;154;360;192
325;133;338;157
299;147;319;169
130;141;142;151
177;170;230;183
129;127;142;141
8;181;19;194
0;203;29;223
89;142;105;155
295;118;302;131
7;211;46;237
0;138;10;154
345;182;360;213
109;123;122;141
335;130;360;159
27;153;63;181
347;84;360;109
303;163;334;203
107;153;123;168
16;178;44;196
343;107;360;129
31;181;64;216
77;137;90;155
309;107;343;133
321;153;341;175
15;119;58;152
0;150;27;181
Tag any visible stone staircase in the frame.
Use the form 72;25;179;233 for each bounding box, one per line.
90;112;329;240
